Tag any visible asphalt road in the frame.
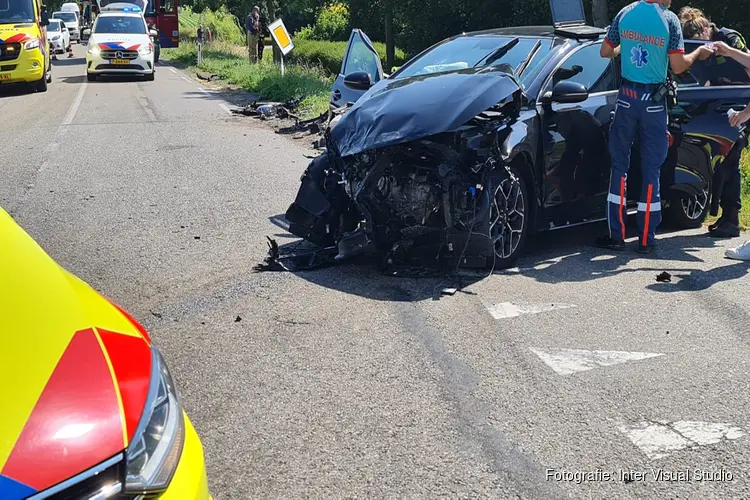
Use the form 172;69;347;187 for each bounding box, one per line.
3;44;750;499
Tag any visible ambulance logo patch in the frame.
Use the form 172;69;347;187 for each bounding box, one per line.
631;44;649;68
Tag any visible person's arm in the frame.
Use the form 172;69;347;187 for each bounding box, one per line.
715;41;750;68
601;13;621;59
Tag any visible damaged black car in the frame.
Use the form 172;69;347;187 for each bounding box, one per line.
283;24;750;270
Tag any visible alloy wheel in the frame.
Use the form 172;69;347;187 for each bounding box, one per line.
681;187;709;220
490;176;525;260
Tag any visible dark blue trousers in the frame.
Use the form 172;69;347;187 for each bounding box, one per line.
607;82;669;246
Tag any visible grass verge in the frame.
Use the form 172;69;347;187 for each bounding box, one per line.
291;38;407;75
161;42;333;118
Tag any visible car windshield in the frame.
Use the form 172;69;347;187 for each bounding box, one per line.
47;20;62;31
0;0;35;24
94;15;146;34
394;35;558;87
53;12;77;22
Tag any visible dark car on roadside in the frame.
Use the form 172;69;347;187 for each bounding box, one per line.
284;22;750;270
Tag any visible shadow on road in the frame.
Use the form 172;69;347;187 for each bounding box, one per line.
89;74;153;83
0;84;35;98
180;89;261;108
59;75;86;84
259;213;748;300
51;57;85;67
502;219;750;290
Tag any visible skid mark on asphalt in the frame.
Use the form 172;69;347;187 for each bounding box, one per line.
529;348;665;376
396;303;564;499
484;301;576;319
619;420;746;459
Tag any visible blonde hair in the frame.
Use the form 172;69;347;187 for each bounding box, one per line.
679;7;711;39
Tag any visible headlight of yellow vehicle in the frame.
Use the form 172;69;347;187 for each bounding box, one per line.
24;38;40;50
124;347;185;494
88;45;100;55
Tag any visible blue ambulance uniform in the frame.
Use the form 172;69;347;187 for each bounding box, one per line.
603;0;684;249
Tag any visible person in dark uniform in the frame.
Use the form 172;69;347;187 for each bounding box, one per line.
597;0;714;253
680;7;750;238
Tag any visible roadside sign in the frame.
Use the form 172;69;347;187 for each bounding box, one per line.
269;18;294;56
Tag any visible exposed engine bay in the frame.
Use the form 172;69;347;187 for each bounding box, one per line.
267;68;529;273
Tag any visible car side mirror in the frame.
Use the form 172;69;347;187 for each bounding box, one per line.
343;71;373;90
149;28;158;37
82;28;90;37
545;80;589;104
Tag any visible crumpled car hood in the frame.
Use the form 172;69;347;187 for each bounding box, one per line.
330;66;522;157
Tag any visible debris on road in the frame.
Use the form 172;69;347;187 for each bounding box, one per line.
231;97;304;121
656;271;672;283
235;315;242;322
196;72;221;81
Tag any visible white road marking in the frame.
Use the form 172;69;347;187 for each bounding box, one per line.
62;79;87;125
529;348;664;376
620;421;746;459
486;302;575;319
36;81;87;175
169;67;178;73
181;76;191;83
218;103;233;116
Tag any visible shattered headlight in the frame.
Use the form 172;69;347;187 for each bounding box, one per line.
124;347;185;493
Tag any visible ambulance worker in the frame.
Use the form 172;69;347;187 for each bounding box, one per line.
596;0;714;253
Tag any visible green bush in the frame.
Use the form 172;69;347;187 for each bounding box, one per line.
178;6;244;45
291;38;407;76
312;2;350;42
295;25;315;40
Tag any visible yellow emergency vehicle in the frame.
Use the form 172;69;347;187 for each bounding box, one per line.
0;0;52;92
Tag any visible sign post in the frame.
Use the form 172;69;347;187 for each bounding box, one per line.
268;18;294;77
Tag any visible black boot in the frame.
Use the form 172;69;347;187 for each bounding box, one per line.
595;235;625;251
708;214;725;232
710;208;740;238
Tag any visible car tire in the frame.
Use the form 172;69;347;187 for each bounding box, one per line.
664;186;710;229
34;73;48;92
87;72;97;81
486;160;531;270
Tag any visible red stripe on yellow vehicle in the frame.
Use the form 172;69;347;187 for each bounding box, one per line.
0;207;150;475
0;329;125;490
97;328;152;441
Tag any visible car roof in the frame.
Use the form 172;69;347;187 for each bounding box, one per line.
96;11;144;18
455;25;606;43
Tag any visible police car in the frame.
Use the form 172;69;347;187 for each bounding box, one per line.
83;3;155;81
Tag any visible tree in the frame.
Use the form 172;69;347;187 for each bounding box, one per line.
592;0;609;27
384;0;394;69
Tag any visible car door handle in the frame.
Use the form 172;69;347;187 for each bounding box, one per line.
332;89;341;101
716;103;746;113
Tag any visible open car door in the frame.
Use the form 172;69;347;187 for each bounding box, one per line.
331;29;384;110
